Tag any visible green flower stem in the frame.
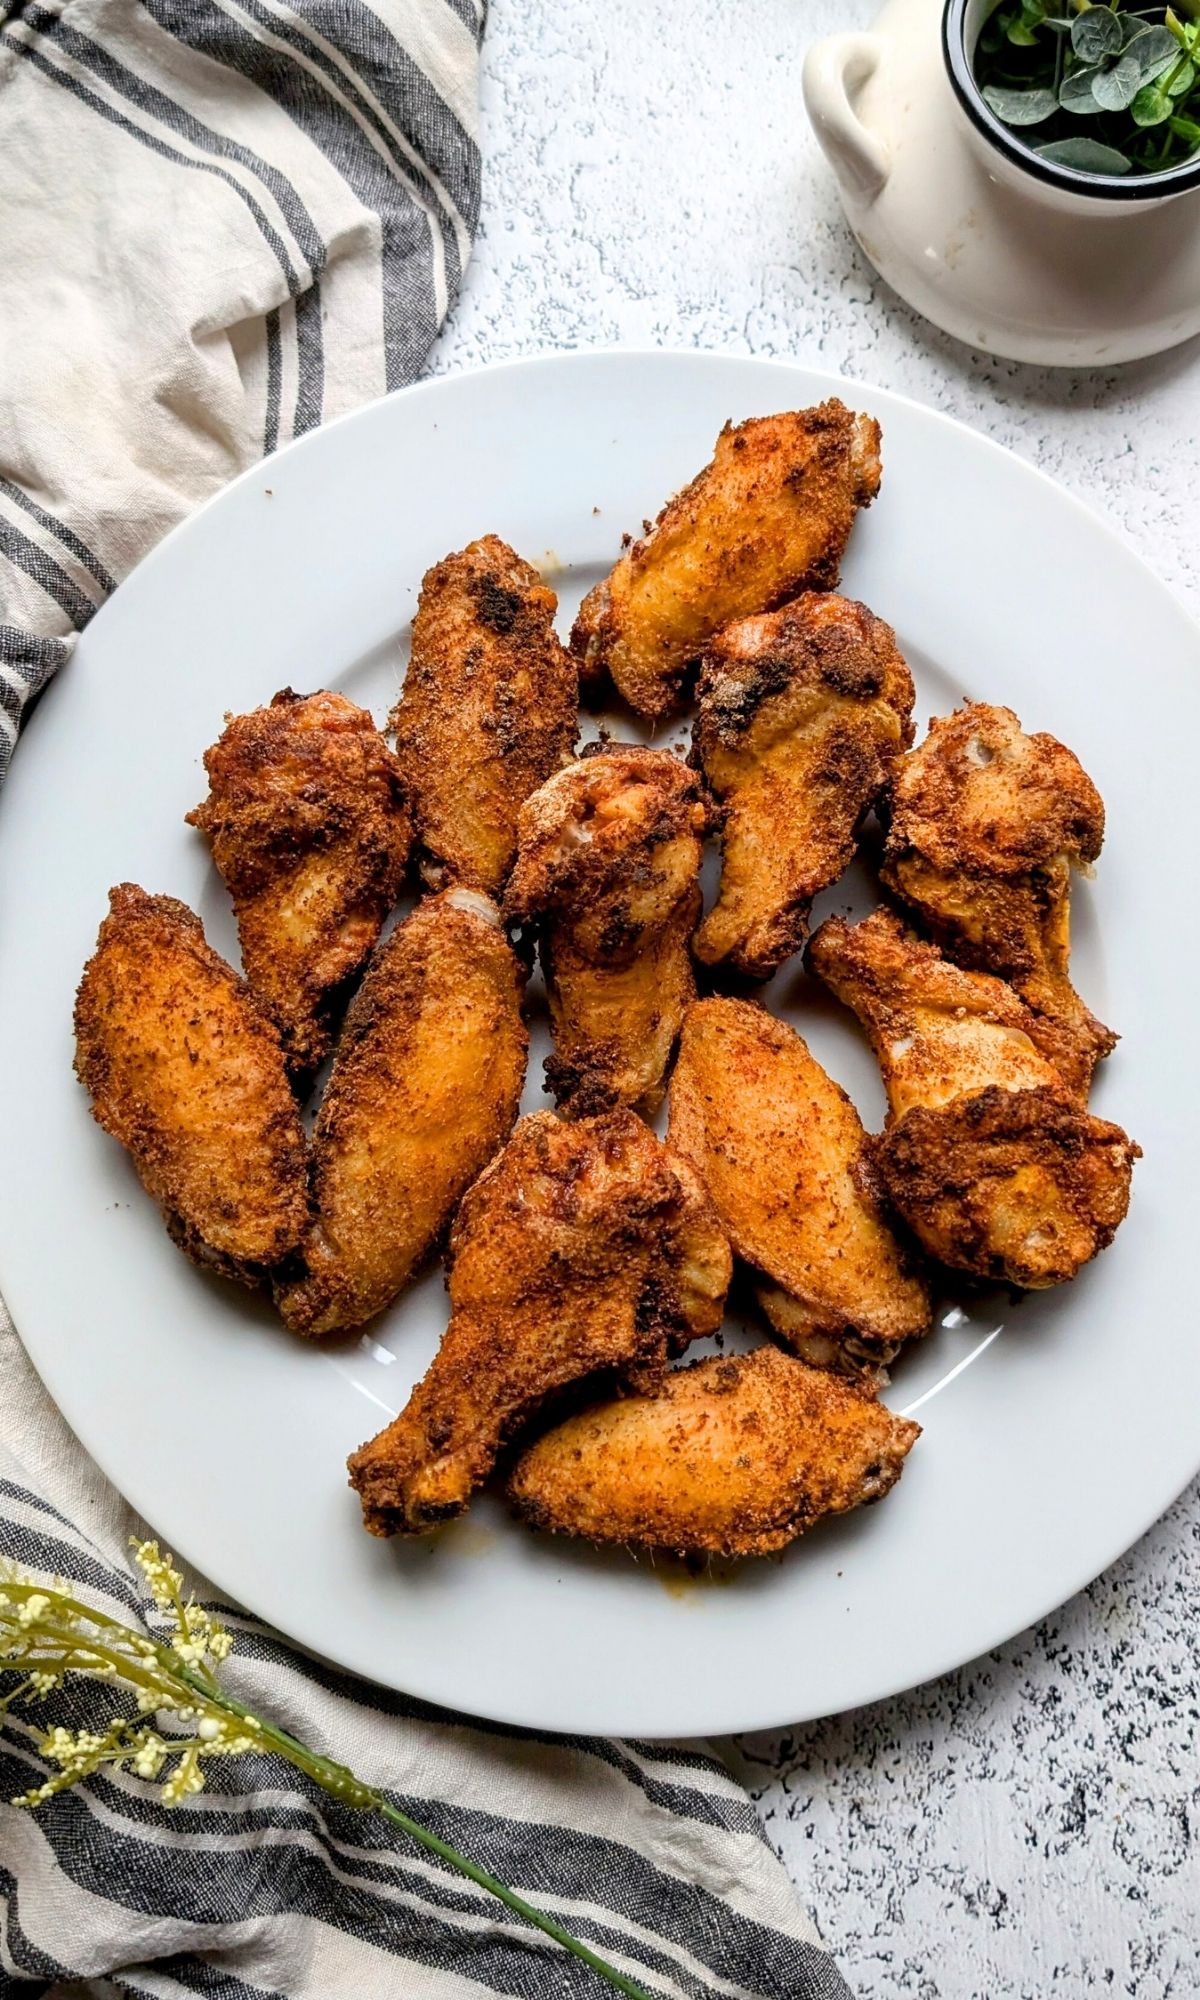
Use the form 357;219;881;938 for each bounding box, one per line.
374;1799;658;2000
3;1557;657;2000
173;1670;657;2000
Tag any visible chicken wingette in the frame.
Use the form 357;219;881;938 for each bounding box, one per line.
348;1109;732;1536
880;701;1114;1093
390;536;578;894
668;999;930;1375
692;592;916;976
275;890;527;1336
74;885;308;1283
187;689;411;1078
807;909;1138;1289
571;402;883;719
504;746;710;1115
508;1346;920;1559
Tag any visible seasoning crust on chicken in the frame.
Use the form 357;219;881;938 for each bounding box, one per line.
348;1110;732;1536
74;885;308;1284
275;891;527;1337
693;592;916;976
508;1345;921;1559
807;908;1139;1289
571;402;883;719
187;689;411;1078
390;537;578;895
668;998;930;1376
504;746;710;1116
881;702;1114;1087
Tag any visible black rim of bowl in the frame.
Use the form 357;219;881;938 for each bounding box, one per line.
943;0;1200;200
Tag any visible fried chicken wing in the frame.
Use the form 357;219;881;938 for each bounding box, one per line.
693;593;915;976
571;402;883;719
275;890;527;1336
508;1346;920;1559
74;885;308;1283
187;689;411;1077
668;999;930;1375
348;1109;732;1536
504;746;710;1115
390;537;578;894
880;703;1114;1087
807;909;1138;1289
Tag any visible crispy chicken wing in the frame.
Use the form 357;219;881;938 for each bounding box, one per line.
187;689;411;1077
693;592;915;976
807;909;1138;1289
275;890;527;1336
881;703;1114;1088
504;746;710;1116
668;999;930;1375
74;885;308;1283
390;537;578;894
348;1109;732;1536
508;1346;920;1559
571;402;883;719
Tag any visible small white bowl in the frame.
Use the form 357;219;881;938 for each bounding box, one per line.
804;0;1200;363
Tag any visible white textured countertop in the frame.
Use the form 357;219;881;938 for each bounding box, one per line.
431;2;1200;1991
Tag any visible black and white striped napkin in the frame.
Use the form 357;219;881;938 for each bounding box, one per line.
0;3;853;1992
0;0;481;774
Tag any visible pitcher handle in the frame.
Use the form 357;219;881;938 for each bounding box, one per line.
803;32;890;205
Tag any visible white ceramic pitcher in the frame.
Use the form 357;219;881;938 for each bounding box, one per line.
803;0;1200;364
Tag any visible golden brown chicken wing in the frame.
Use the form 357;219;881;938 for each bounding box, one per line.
390;537;578;894
275;890;527;1336
187;689;411;1077
880;702;1115;1089
504;746;710;1116
692;592;915;976
348;1109;731;1536
807;909;1138;1289
508;1345;920;1559
74;885;308;1283
571;402;882;719
668;999;930;1375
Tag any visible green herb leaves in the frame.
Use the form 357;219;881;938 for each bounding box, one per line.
983;81;1061;119
975;0;1200;175
1090;54;1143;109
1131;80;1175;119
1060;62;1110;110
1071;5;1123;61
1035;133;1136;166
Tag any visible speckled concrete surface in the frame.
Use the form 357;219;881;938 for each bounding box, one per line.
429;2;1200;1991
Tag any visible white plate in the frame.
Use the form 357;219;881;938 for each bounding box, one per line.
1;351;1197;1739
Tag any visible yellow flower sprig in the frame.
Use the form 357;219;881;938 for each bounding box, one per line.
1;1542;654;2000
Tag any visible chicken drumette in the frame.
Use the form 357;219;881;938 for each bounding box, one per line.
571;402;882;719
276;890;527;1336
509;1345;920;1560
668;998;930;1376
390;536;578;895
504;746;710;1115
880;702;1114;1089
74;885;308;1284
692;592;916;976
187;690;411;1077
807;909;1139;1290
348;1109;732;1536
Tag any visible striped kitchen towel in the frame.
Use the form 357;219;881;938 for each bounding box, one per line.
0;2;853;1994
0;1310;851;1998
0;0;480;778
